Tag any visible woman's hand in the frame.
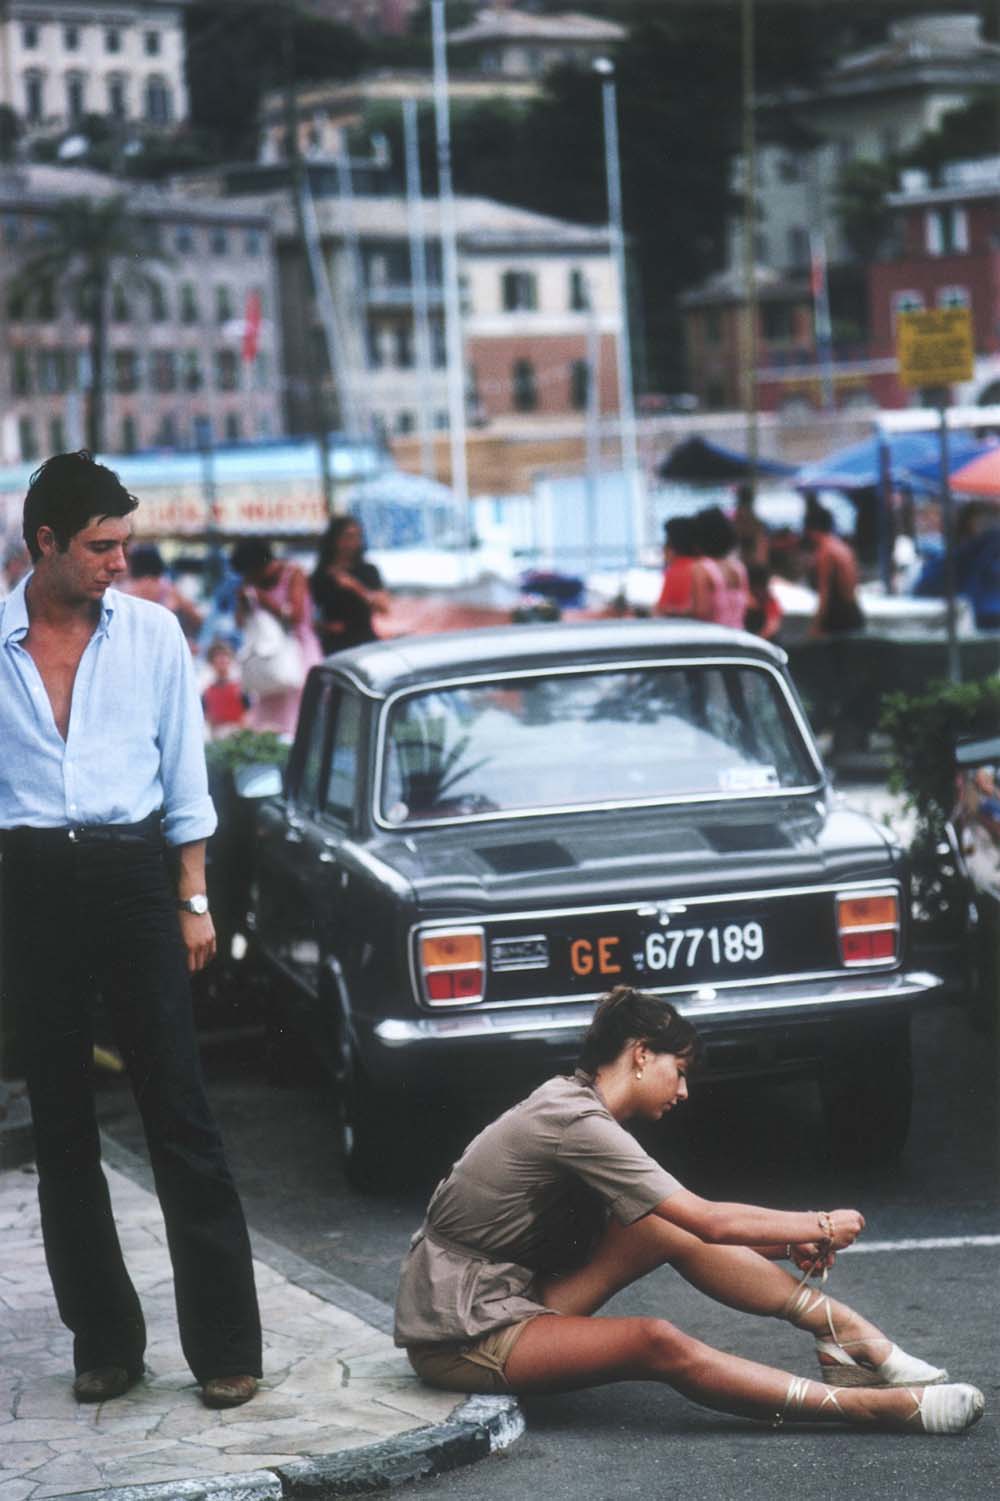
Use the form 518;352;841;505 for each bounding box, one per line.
331;568;369;597
789;1241;837;1276
821;1208;865;1251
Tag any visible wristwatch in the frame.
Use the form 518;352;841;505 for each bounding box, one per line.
177;894;210;916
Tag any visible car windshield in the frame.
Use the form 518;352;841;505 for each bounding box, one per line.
379;662;818;824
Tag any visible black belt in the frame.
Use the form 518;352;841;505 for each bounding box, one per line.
2;811;164;850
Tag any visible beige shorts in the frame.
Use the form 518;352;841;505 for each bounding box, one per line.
406;1314;550;1395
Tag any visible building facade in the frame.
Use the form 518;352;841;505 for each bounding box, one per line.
728;12;1000;277
867;156;1000;409
0;164;284;463
265;189;619;441
447;8;625;79
0;0;189;137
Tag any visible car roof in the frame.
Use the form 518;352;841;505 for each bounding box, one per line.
319;619;786;697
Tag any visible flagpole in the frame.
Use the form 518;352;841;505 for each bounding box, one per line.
809;228;835;412
403;97;437;482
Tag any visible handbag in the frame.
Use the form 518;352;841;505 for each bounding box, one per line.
238;606;306;696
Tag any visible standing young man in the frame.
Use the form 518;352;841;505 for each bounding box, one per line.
0;453;261;1408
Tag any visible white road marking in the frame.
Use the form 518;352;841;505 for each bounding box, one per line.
843;1234;1000;1255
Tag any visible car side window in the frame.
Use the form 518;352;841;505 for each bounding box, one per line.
324;691;363;825
292;680;332;814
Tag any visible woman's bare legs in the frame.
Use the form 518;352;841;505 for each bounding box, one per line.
538;1213;892;1367
502;1314;931;1429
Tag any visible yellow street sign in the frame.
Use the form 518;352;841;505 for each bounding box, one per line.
896;307;974;389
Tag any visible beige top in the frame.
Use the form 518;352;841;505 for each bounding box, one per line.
394;1071;681;1347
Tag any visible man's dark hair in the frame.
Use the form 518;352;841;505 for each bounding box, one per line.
805;500;835;534
230;537;274;577
22;451;139;561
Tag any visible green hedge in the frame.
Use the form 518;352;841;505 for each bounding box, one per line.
880;676;1000;840
204;729;289;775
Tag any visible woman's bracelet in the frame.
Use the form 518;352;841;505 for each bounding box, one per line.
817;1210;835;1242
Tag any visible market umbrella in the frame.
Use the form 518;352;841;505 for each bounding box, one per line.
796;430;987;494
948;446;1000;497
659;435;796;482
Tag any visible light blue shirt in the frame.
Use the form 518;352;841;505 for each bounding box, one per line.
0;576;216;846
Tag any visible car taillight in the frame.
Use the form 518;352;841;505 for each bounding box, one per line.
419;928;486;1005
836;891;899;966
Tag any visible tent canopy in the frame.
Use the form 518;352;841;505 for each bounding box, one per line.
659;435;796;483
796;430;986;495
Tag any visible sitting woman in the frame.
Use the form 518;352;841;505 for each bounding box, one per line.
395;987;982;1436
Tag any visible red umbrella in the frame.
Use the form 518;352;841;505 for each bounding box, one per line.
949;446;1000;497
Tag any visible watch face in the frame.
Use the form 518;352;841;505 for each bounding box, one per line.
182;895;209;915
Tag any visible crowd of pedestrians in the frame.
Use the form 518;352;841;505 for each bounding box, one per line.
654;486;863;643
13;514;394;744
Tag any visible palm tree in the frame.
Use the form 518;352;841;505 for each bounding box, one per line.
12;194;167;453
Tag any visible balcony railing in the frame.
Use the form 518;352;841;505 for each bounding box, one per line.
364;282;445;308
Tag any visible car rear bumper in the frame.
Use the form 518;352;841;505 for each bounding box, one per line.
365;968;944;1082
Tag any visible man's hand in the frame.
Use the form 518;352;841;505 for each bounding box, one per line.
178;910;216;973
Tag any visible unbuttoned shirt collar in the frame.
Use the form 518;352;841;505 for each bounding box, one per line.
2;573;116;644
0;572;216;845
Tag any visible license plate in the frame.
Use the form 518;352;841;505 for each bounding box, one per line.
567;918;766;984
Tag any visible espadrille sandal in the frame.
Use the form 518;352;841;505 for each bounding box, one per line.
772;1374;844;1428
903;1384;984;1435
780;1283;948;1388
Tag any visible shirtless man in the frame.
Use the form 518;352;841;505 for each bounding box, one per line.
0;451;261;1408
804;503;864;636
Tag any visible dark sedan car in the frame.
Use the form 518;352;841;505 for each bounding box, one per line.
246;619;945;1188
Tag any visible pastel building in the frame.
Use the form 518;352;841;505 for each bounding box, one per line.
0;0;190;136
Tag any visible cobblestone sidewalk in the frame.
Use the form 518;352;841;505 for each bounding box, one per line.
0;1159;480;1501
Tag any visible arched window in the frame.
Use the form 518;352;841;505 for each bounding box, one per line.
108;75;127;120
25;71;45;124
144;76;172;126
66;72;85;123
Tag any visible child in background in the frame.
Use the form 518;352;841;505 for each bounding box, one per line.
202;640;249;738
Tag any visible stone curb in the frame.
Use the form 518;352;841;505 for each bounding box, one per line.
45;1136;526;1501
52;1396;524;1501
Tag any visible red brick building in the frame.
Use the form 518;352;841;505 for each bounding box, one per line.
868;158;1000;408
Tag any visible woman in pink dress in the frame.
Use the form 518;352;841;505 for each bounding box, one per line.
694;507;749;629
231;538;322;736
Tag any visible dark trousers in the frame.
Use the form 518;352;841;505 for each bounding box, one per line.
1;827;262;1382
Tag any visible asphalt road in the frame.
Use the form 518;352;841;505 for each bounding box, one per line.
99;1001;1000;1501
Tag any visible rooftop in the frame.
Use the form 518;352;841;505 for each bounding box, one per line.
680;264;809;309
889;156;1000;207
761;11;1000;111
836;13;1000;77
263;189;610;250
0;163;270;224
448;8;625;47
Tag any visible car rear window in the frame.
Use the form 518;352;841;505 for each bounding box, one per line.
379;662;818;825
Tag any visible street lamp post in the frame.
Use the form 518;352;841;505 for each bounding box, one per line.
594;56;644;565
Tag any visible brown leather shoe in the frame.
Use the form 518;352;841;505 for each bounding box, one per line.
200;1374;258;1409
73;1365;138;1403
